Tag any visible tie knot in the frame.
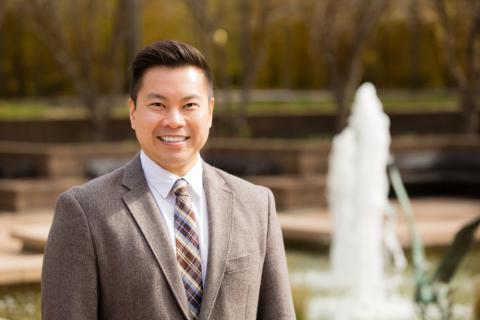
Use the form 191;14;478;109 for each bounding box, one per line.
173;178;189;197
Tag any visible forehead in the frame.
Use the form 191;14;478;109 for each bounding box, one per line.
138;66;209;96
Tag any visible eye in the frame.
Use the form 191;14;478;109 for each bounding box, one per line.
148;102;165;108
184;103;199;109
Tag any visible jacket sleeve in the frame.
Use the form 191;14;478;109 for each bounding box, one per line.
257;189;296;319
41;191;98;320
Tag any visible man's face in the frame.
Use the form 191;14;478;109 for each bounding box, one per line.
129;66;214;176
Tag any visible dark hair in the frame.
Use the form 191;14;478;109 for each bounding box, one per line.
129;40;213;104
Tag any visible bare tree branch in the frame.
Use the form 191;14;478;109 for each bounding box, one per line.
434;0;467;88
466;1;480;82
344;0;388;100
409;0;421;89
311;0;389;131
0;1;6;30
234;0;272;134
22;0;130;140
183;0;216;58
433;0;480;134
183;0;276;136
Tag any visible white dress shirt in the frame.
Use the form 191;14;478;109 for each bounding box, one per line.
140;151;209;280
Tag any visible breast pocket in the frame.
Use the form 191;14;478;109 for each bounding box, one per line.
217;251;260;319
225;253;255;273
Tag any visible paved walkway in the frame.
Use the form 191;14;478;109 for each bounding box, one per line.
279;198;480;247
0;197;479;286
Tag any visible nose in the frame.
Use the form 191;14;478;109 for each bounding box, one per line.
164;108;186;128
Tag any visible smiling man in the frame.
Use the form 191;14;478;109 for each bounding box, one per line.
129;63;214;176
41;40;295;320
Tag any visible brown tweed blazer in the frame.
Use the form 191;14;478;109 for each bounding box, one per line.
41;154;295;319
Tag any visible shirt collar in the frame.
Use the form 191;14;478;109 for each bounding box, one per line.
140;150;204;199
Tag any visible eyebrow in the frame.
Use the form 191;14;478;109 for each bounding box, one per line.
146;93;167;100
182;94;202;101
145;93;202;101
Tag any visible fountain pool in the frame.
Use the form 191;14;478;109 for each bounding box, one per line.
0;245;478;320
288;244;480;320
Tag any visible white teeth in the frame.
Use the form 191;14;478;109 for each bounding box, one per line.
160;136;187;142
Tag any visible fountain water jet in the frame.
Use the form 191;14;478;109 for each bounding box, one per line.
302;83;415;319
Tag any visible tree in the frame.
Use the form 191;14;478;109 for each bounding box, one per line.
0;0;17;30
21;0;141;140
433;0;480;135
182;0;273;136
0;3;5;29
0;1;6;91
124;0;143;68
181;0;229;99
310;0;389;132
0;0;20;95
409;0;421;90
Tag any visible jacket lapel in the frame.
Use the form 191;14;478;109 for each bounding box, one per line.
199;163;233;320
121;155;191;319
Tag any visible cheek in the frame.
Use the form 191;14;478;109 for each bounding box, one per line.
136;112;160;130
192;112;212;132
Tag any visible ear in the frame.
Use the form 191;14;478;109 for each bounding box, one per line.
128;98;136;130
208;97;215;128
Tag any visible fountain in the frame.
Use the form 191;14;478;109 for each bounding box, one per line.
296;83;415;319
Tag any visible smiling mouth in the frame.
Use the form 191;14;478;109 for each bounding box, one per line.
158;136;189;142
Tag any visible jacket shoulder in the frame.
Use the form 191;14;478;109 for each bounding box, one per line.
205;163;270;195
62;164;127;202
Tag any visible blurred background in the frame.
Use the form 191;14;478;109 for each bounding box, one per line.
0;0;479;137
0;0;479;319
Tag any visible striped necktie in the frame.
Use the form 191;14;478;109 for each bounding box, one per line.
173;178;203;320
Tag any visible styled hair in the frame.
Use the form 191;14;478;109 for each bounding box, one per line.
129;40;213;104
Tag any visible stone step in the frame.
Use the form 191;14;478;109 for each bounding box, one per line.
0;211;52;286
0;254;43;286
0;139;330;178
245;175;326;210
0;141;137;178
279;198;480;248
2;136;480;198
9;203;478;254
0;178;85;211
0;174;327;212
1;198;479;286
10;224;50;252
204;138;330;176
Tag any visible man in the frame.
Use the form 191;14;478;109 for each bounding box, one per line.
42;40;295;320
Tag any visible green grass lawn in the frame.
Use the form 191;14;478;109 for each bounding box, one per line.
0;91;464;120
0;100;86;120
244;97;458;115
